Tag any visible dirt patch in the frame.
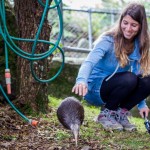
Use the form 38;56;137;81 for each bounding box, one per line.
0;104;96;150
1;102;147;150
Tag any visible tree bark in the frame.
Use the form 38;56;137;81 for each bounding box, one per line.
14;0;52;113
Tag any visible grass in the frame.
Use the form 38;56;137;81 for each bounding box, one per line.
46;96;150;150
46;61;150;149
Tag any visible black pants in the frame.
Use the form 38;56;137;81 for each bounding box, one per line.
100;72;150;110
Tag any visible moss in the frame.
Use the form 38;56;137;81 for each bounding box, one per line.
48;62;80;99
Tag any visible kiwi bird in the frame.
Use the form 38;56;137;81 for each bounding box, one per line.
57;97;84;146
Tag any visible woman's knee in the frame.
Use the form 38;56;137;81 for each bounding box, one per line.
117;72;138;88
140;76;150;90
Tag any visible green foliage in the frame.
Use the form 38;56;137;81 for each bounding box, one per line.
48;95;61;107
92;13;111;39
48;62;80;99
61;1;150;43
1;135;17;141
55;130;70;140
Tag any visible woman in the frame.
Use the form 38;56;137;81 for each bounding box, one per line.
72;3;150;131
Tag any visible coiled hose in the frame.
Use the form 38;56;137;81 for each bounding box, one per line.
0;0;64;126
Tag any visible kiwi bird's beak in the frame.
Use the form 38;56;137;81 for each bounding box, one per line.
71;124;79;147
73;129;78;147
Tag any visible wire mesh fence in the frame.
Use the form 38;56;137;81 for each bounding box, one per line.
48;6;150;65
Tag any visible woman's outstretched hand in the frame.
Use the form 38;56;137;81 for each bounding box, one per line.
72;83;88;96
139;107;150;118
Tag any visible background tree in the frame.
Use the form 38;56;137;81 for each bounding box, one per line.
13;0;52;113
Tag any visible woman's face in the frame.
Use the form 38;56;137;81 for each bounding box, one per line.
121;15;140;41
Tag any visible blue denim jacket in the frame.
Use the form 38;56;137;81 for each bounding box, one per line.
76;35;147;109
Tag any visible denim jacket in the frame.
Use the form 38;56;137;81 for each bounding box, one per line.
76;35;147;109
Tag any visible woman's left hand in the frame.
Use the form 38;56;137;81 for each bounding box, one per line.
139;107;150;118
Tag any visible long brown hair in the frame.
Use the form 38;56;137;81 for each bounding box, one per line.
105;3;150;76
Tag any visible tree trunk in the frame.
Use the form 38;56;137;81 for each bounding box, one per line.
14;0;52;113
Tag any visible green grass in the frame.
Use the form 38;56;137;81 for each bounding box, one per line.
46;96;150;149
40;63;150;149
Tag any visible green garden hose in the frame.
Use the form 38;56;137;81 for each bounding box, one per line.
0;0;64;126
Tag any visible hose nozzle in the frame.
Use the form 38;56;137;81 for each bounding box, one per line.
28;119;38;127
5;69;11;94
